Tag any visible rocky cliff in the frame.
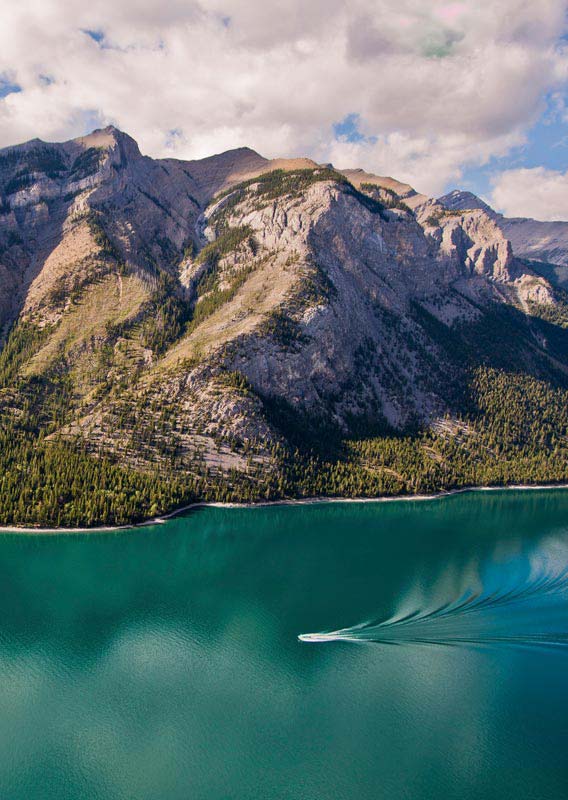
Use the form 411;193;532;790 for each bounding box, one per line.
438;189;568;288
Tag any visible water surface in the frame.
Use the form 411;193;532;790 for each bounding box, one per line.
1;490;568;799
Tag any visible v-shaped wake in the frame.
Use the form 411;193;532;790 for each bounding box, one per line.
299;565;568;650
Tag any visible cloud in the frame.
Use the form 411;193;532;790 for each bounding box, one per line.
490;166;568;221
0;0;567;195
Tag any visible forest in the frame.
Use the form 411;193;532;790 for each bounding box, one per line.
1;361;567;528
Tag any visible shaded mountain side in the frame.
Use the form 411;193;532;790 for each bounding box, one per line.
0;128;567;526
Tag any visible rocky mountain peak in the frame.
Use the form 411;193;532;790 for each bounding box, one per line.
437;189;568;284
67;125;142;166
438;190;497;217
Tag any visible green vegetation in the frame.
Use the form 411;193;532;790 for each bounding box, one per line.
70;147;103;180
216;369;254;393
0;145;66;176
0;358;567;527
0;426;196;527
103;226;259;355
528;290;568;329
211;168;349;226
101;271;189;356
0;145;66;179
211;170;403;234
1;146;67;195
178;225;261;335
301;257;338;306
85;211;124;265
195;226;254;265
0;322;51;387
259;310;309;349
426;213;442;227
6;230;23;247
359;183;412;214
265;367;568;500
2;251;567;528
425;208;467;227
140;273;190;354
4;173;36;195
187;264;256;335
344;184;387;217
248;168;346;202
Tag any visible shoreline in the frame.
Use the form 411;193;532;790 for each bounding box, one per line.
1;481;568;535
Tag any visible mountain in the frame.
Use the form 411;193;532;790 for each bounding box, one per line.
436;190;496;217
438;189;568;288
1;127;567;527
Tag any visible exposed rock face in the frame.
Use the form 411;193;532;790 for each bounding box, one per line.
438;189;568;287
1;128;567;474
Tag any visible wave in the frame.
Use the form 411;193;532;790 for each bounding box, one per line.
299;563;568;650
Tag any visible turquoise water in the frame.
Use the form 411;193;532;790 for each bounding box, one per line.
1;490;568;799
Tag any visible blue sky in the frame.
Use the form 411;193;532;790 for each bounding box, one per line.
0;79;21;99
330;87;568;214
331;106;568;203
456;95;568;203
333;114;377;146
329;101;568;211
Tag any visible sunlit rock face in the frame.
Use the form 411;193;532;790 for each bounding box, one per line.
439;188;568;287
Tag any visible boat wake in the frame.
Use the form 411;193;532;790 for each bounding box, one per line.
299;563;568;650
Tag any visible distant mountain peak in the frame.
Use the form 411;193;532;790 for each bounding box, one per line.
438;189;496;216
71;126;142;161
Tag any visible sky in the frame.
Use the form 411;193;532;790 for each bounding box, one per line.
1;0;568;220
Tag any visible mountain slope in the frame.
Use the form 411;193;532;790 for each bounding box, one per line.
1;128;567;526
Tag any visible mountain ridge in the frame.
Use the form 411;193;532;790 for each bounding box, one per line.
1;127;567;526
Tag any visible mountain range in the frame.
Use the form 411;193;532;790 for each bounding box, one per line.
1;126;567;526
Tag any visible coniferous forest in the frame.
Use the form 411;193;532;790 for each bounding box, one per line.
1;361;567;528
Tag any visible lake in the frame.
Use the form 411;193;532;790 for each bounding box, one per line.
1;489;568;799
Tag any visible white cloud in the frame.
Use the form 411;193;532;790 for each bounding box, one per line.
0;0;567;195
490;166;568;221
